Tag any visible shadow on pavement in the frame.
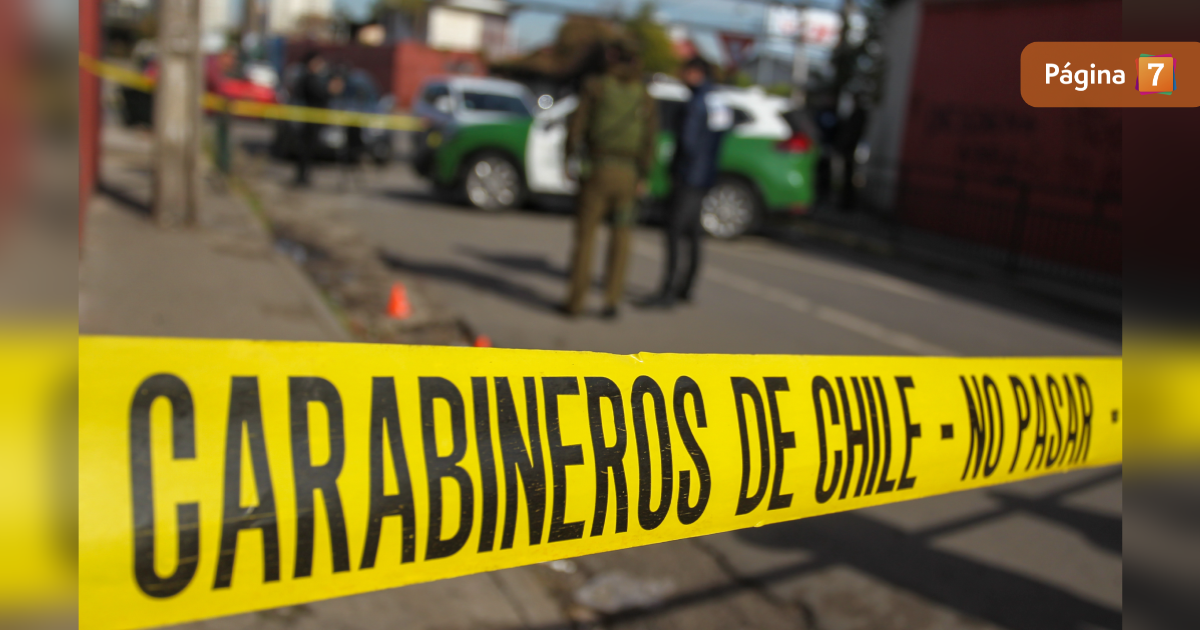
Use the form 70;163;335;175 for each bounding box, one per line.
97;180;152;217
459;246;570;281
496;468;1121;630
735;468;1120;630
240;137;272;157
734;507;1119;630
458;246;626;293
762;220;1122;343
380;249;562;313
378;181;1118;344
380;188;464;207
380;188;587;217
928;491;1121;555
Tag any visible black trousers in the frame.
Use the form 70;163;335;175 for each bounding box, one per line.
343;126;363;165
660;184;705;299
295;123;321;184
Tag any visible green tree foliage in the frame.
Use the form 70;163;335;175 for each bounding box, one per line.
490;4;677;81
730;71;755;88
766;83;793;97
554;16;618;64
624;3;678;74
490;15;616;78
826;0;885;106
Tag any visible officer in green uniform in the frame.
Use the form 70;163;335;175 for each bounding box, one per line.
562;38;659;319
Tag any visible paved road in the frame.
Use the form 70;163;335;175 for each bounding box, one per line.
218;124;1122;630
353;180;1114;358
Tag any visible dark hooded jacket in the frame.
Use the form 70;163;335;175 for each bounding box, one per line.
671;80;724;189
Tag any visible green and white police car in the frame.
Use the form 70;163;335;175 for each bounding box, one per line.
412;76;817;239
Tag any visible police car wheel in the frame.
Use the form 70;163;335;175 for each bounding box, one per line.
463;154;523;211
700;179;759;239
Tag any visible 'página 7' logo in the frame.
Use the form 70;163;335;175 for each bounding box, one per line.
1045;63;1126;91
1021;42;1198;107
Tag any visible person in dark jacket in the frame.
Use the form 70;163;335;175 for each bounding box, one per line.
293;51;340;186
833;94;868;210
644;56;726;308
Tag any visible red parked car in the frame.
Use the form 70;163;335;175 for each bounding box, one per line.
120;52;279;127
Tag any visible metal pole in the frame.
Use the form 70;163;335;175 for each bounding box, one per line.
80;0;103;246
791;4;808;107
153;0;202;227
758;3;770;86
243;0;258;37
216;101;232;176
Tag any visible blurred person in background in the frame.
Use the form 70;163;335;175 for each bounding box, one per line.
329;65;363;168
643;56;725;309
809;92;839;203
561;38;658;319
833;93;868;210
293;51;341;186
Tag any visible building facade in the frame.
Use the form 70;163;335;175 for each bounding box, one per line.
266;0;335;34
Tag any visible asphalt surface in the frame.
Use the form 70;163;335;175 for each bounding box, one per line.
358;188;1116;358
257;140;1117;359
217;122;1122;630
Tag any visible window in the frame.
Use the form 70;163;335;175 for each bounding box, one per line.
422;85;450;105
731;108;753;128
461;92;531;116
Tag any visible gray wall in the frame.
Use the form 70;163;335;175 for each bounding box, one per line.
862;0;922;211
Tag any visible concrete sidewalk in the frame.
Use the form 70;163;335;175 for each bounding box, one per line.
79;125;348;342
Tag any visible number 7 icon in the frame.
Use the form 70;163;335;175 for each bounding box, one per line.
1149;63;1164;86
1138;55;1176;95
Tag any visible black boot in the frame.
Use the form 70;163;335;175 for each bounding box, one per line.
637;291;676;309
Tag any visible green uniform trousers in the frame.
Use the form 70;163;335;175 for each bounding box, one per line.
565;162;639;315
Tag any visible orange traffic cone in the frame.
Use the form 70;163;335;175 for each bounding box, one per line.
473;335;492;348
386;282;412;320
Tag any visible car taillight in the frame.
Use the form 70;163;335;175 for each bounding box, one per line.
776;133;813;153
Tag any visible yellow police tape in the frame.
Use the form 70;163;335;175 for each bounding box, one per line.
80;53;425;131
79;336;1122;630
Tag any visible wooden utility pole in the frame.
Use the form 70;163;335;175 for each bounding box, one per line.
153;0;201;227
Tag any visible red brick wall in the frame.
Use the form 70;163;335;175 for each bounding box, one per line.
899;0;1121;274
284;40;485;111
392;41;485;110
80;0;102;245
286;41;398;98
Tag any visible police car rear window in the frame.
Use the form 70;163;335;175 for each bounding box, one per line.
462;92;531;115
422;85;449;104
